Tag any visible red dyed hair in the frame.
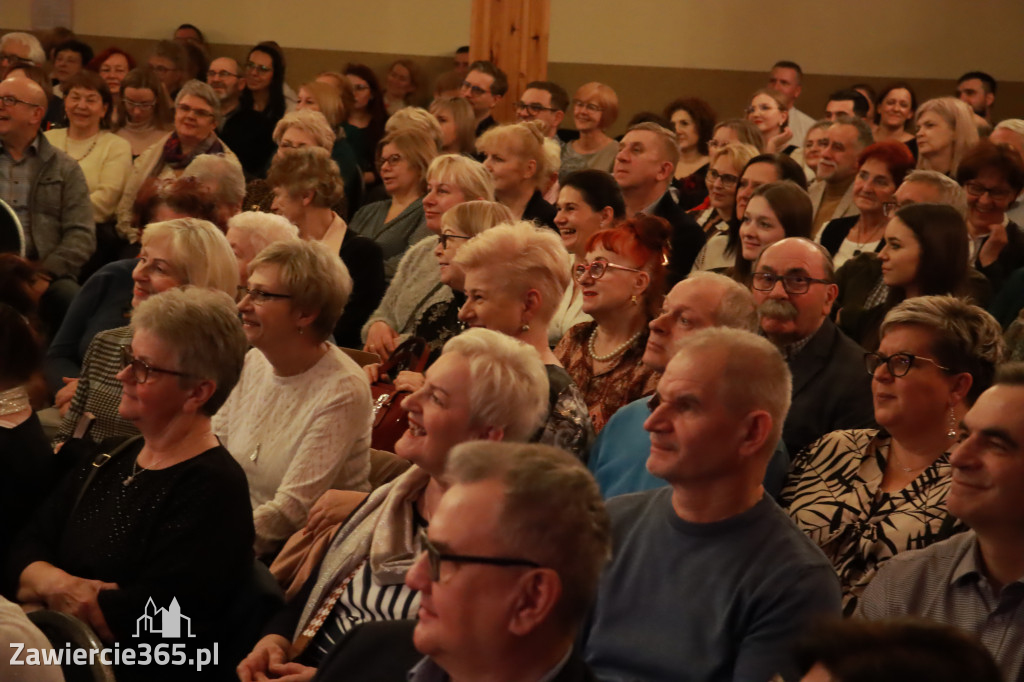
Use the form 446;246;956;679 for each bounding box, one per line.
857;140;915;188
584;215;671;319
87;46;136;73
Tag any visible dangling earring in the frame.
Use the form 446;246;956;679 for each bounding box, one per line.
946;407;957;439
630;295;638;305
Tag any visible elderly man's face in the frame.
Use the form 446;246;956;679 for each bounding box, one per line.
752;239;837;346
644;278;729;372
406;479;537;667
207;57;242;102
989;127;1024;162
614;129;672;192
0;76;46;141
816;123;861;185
0;39;32;70
892;180;945;208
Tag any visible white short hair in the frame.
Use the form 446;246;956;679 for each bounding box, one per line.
226;211;299;257
1;33;45;65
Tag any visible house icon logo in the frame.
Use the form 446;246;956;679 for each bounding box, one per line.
133;597;196;638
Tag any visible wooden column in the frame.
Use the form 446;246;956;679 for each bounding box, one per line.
469;0;550;124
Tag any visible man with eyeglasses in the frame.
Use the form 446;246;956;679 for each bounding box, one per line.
0;32;46;70
582;327;841;682
0;75;94;321
516;81;568;142
859;363;1024;681
459;60;507;137
751;237;874;455
208;56;275;179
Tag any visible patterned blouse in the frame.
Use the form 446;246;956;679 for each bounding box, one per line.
781;429;964;615
554;322;660;434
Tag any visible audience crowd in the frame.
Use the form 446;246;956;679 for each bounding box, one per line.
2;22;1024;682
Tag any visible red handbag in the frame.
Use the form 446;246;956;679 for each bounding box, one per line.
370;337;430;452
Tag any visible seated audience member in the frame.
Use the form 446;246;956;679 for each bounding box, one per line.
588;272;790;498
237;329;549;680
873;82;917;155
560;82;619;180
819;141;915;267
404;442;610;682
555;217;669;433
115;67;174;157
0;595;64;682
146;39;187;99
784;296;1004;614
886;167;969;215
837;204;976;351
51;39;92;97
454;221;595;458
209;55;276;181
240;42;290;125
768;59;814;146
460;60;507;137
664;97;716;210
915;97;979;176
0;304;54;570
382;59;420;115
752;237;874;455
477;121;557;228
88;47;135;129
955;140;1024;292
180;152;246;227
173;23;206;46
0;75;93;330
0;31;46;70
342;63;388;185
56;218;238;443
582;327;841;682
852;83;877;121
614;122;705;284
429;95;476;156
735;152;808;224
746;88;796;155
796;119;831;179
362;154;494;360
735;180;813;279
794;618;1003;682
266;147;385;348
708;117;765;154
989;119;1024;225
956;70;997;123
811;115;874;236
452;46;469;74
115;80;239;243
516;80;568;143
858;362;1024;681
433;69;463;100
215;240;371;558
385;107;445;150
555;169;625;262
224;210;299;285
9;287;253;682
824;88;870;122
691;143;763;272
349;127;437;279
295;81;362;211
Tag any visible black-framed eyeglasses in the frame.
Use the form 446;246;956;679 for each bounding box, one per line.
417;529;540;582
864;352;950;378
573;258;643;283
237;286;292;305
177;102;215;119
245;61;272;74
707;168;739;188
751;272;832;295
379;153;404;169
515;101;557;114
0;53;33;67
437;233;471;249
461;81;489;97
963;181;1014;202
0;94;42;109
119;345;196;384
207;69;239;80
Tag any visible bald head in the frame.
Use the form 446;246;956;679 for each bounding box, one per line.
0;76;48;147
3;76;47;106
751;237;838;346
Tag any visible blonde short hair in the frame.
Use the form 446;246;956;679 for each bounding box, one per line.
316;71;355;119
273;109;336;150
916;97;980;175
453;220;570;322
574;82;619;129
477;121;551;189
377;127;439;192
441;200;514;238
441;328;549;441
131;287;248;416
712;142;760;174
265;146;345;209
299;81;345;128
429;96;477;155
226;211;299;261
141;218;238;295
385;106;445;150
248;239;353;342
426;154;495;201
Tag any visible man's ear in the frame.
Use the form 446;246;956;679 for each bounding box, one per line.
508;569;562;636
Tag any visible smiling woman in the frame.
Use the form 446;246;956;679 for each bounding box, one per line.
560;82;619;182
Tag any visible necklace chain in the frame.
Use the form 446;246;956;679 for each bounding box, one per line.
123;450;172;486
64;131;99;162
587;326;642;363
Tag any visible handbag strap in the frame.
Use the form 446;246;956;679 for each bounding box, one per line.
68;435;144;522
377;336;430;379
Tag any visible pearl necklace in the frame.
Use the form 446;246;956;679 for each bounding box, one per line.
588;326;642;362
64;131;99;162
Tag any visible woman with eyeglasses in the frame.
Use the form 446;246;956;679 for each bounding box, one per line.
362;155;495;362
691;142;759;271
955;140;1024;293
343;63;389;188
213;240;372;558
11;287;254;679
428;96;476;156
782;295;1004;615
559;82;619;182
115;80;239;244
664;97;717;211
238;328;549;681
239;42;290;125
114;68;174;157
477;121;558;228
55;218;239;444
819;141;916;268
835;203;977;352
745;89;797;156
554;216;669;433
87;47;135;129
266;147;385;348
